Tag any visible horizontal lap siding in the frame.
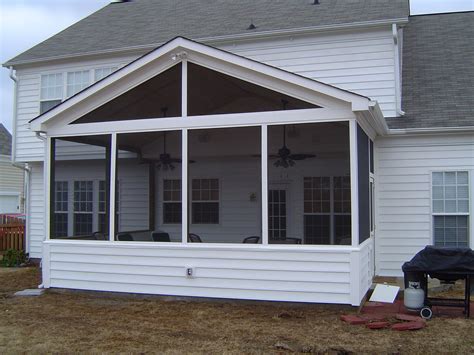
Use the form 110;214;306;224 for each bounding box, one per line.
47;243;353;304
220;27;396;117
375;134;474;277
28;162;44;258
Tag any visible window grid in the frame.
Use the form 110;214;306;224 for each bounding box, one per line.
67;70;90;97
192;179;219;224
40;73;63;114
54;181;68;237
163;179;182;224
269;189;286;240
94;67;118;82
304;176;351;245
432;171;470;247
74;181;93;235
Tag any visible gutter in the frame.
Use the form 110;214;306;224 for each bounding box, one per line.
3;17;409;68
388;126;474;136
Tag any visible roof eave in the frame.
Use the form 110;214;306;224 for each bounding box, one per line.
3;17;409;68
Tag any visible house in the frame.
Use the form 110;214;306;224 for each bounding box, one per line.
2;0;473;306
0;124;25;214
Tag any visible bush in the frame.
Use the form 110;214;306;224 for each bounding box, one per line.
1;249;27;267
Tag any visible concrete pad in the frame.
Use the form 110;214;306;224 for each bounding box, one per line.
14;289;45;297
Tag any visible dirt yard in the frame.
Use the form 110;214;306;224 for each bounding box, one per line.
0;267;472;354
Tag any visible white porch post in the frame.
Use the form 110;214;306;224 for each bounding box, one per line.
261;124;268;245
181;59;188;244
182;129;188;244
45;136;52;240
109;133;117;241
349;120;359;247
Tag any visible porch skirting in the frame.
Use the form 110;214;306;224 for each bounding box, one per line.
41;238;374;306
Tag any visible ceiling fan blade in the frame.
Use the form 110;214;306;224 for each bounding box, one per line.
289;154;316;160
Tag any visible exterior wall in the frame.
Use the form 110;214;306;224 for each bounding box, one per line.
0;155;24;213
27;162;44;258
13;26;396;162
42;239;373;305
375;133;474;277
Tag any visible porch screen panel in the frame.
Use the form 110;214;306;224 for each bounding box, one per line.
72;63;182;124
115;131;182;242
50;135;111;240
188;126;261;244
268;122;351;245
357;124;370;244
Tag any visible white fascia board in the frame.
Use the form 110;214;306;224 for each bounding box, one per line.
353;101;388;137
33;37;367;133
387;126;474;136
4;18;409;68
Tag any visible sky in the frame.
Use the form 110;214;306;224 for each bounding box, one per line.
0;0;473;134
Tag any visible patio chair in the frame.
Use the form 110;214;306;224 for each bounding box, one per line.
152;232;171;242
188;233;202;243
285;237;302;244
242;236;260;243
92;232;106;240
117;233;134;241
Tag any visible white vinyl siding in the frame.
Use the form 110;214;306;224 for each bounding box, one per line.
14;26;395;162
375;134;474;277
27;162;45;258
0;156;25;212
43;238;374;305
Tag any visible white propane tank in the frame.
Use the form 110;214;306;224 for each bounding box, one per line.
404;282;425;310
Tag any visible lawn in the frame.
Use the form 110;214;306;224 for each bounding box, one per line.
0;267;472;354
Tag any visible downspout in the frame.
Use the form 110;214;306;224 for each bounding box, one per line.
9;67;32;255
392;24;406;117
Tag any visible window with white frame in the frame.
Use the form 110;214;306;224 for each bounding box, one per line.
40;73;63;114
432;171;470;247
98;180;107;233
94;67;118;82
163;179;182;224
192;179;219;224
304;176;351;245
74;181;94;235
67;70;90;97
53;181;68;237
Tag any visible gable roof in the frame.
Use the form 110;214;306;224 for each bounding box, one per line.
0;124;12;156
29;37;385;135
386;12;474;130
4;0;409;66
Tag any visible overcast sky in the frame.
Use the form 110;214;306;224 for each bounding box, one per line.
1;0;473;134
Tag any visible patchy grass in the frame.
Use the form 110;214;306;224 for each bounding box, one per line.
0;267;473;354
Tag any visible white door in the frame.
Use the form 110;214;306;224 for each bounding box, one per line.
0;194;20;213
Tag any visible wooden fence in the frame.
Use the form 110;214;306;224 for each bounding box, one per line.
0;214;26;253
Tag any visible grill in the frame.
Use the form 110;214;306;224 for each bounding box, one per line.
402;246;474;318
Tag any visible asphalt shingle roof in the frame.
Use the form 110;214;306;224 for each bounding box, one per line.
0;124;12;156
386;12;474;129
4;0;409;66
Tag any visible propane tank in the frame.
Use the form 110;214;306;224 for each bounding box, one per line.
404;282;425;310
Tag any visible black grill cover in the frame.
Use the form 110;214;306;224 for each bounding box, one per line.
402;246;474;274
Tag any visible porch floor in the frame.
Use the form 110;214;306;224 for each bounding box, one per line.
1;267;473;354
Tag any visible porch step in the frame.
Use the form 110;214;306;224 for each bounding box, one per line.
14;288;45;297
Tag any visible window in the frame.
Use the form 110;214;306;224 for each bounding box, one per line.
74;181;93;235
192;179;219;224
304;177;331;244
98;181;108;233
432;171;470;247
67;70;90;97
40;73;63;114
94;67;118;82
163;179;181;224
269;189;287;241
53;181;68;237
304;176;351;245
